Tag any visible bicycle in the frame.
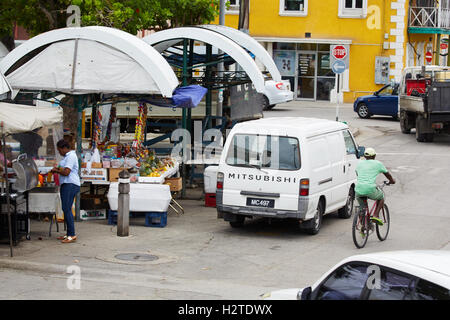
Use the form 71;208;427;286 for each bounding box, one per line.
352;181;391;249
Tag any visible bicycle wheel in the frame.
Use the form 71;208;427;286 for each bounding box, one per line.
376;204;390;241
352;208;369;249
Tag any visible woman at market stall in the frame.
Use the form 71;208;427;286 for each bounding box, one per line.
51;139;80;243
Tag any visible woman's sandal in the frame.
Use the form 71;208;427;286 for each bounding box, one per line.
61;236;77;243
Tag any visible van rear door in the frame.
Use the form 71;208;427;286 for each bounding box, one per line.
222;134;301;211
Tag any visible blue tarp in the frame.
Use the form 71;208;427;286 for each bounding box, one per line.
142;85;207;109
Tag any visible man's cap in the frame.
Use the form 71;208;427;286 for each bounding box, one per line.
364;147;376;157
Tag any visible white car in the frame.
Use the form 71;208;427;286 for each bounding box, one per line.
262;250;450;300
263;78;293;110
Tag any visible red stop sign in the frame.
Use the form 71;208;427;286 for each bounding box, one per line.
332;45;347;60
425;51;433;63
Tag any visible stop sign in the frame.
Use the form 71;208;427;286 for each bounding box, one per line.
425;51;433;63
332;45;347;60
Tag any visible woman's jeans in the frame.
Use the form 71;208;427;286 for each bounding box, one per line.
60;183;80;237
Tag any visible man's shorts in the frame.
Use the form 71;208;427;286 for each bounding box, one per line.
356;187;384;206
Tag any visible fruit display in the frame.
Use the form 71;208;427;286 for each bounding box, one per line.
138;150;175;178
132;102;148;161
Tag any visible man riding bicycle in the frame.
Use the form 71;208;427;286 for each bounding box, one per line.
355;148;396;226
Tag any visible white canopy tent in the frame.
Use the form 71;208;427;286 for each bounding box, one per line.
0;72;12;96
198;25;282;82
143;27;266;94
0;102;63;135
0;26;179;97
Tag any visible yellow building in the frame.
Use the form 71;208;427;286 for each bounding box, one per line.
217;0;449;103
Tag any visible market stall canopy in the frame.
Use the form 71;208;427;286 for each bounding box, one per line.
0;26;179;97
0;72;12;96
0;102;63;135
198;25;282;82
143;27;266;93
0;42;8;61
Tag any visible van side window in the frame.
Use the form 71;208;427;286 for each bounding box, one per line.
343;130;357;156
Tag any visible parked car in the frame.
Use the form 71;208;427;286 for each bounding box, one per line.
353;83;399;119
216;117;362;234
262;250;450;300
263;78;294;110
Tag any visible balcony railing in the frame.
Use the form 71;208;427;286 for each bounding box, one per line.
409;6;450;29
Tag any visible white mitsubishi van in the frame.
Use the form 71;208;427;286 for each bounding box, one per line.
216;117;362;235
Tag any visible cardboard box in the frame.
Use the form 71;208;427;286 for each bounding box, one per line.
165;177;182;192
81;162;102;168
80;209;106;221
109;168;126;182
91;162;103;168
80;194;109;210
80;168;108;181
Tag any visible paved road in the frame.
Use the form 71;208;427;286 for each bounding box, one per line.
1;101;449;300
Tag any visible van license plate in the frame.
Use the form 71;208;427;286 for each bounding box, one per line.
246;198;275;208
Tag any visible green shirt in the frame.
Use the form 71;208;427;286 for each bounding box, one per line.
355;159;388;195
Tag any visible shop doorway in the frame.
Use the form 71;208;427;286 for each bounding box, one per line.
297;52;316;99
274;43;336;101
296;51;335;101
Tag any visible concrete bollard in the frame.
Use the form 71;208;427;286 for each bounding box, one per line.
117;169;130;237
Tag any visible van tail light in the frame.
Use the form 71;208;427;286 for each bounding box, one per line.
275;82;284;90
300;179;309;196
217;172;224;190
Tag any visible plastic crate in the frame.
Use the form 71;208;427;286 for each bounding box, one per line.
145;212;167;228
205;193;216;208
108;210;167;228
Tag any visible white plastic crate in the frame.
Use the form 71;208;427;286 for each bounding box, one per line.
204;165;218;193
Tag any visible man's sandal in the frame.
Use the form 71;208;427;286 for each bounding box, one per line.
370;217;384;226
57;235;67;240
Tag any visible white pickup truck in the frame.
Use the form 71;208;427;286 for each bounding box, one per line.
399;66;450;142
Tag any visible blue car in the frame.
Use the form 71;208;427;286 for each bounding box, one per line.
353;84;399;120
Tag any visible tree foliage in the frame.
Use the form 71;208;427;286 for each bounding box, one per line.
0;0;220;50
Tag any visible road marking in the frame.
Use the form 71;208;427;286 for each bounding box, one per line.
379;153;450;157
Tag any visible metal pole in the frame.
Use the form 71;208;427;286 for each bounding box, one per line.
1;122;13;257
181;39;188;197
336;74;340;122
217;0;226;126
206;44;212;129
117;169;130;237
75;95;83;221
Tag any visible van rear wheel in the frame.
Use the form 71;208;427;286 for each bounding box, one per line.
302;201;324;235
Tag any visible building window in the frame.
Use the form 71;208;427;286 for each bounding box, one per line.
339;0;367;18
279;0;308;17
226;0;239;15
